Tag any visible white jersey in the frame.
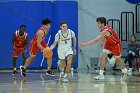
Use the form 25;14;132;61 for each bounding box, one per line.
55;29;75;49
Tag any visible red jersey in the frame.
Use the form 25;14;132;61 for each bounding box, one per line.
29;26;48;55
31;26;47;43
102;25;120;45
14;30;27;48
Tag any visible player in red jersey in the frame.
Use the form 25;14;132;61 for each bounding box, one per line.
20;18;54;77
12;25;28;76
80;17;127;80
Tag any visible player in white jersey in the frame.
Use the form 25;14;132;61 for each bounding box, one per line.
50;21;77;82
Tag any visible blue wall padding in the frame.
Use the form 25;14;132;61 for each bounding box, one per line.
0;1;78;69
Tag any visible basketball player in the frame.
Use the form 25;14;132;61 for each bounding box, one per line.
20;18;54;77
12;25;28;76
80;17;127;80
50;21;77;82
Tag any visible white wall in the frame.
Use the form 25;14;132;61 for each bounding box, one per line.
78;0;136;69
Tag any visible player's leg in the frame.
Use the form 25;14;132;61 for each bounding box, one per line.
23;54;36;69
59;59;66;78
94;50;108;80
70;54;76;77
63;54;73;82
21;52;26;66
63;47;74;82
20;54;36;77
20;43;37;77
71;54;75;67
47;57;52;70
65;55;73;74
112;43;127;80
23;41;39;69
12;49;19;76
58;48;66;78
115;57;125;69
12;57;18;76
115;56;127;80
46;57;55;76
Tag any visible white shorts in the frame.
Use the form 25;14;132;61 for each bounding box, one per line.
58;47;73;60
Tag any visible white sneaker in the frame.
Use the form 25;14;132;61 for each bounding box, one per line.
60;71;64;78
63;76;69;83
121;69;127;81
94;75;105;80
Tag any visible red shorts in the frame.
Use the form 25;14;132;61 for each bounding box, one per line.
104;42;122;56
30;40;47;55
12;48;27;57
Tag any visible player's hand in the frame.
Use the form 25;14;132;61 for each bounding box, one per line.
79;43;87;47
73;48;76;55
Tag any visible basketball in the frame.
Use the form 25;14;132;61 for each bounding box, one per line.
42;47;53;58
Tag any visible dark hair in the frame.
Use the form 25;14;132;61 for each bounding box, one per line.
130;35;137;44
60;21;68;26
42;18;51;25
20;25;26;28
131;35;136;39
96;17;106;25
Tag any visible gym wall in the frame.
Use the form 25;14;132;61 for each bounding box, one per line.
0;1;78;69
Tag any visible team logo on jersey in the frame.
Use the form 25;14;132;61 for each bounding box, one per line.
62;38;71;44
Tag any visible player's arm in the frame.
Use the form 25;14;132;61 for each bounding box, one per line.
50;33;59;50
12;33;16;49
101;38;105;47
37;30;45;51
50;41;58;50
72;31;77;55
80;31;109;47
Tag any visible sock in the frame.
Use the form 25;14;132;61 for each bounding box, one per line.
71;68;74;71
139;68;140;72
60;68;64;72
99;70;104;75
64;73;67;77
47;67;51;70
14;68;16;71
121;68;126;73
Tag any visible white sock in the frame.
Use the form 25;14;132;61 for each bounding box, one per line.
139;68;140;72
99;70;104;75
64;73;67;77
121;68;126;73
60;68;64;72
14;68;16;70
47;67;51;70
71;68;74;71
